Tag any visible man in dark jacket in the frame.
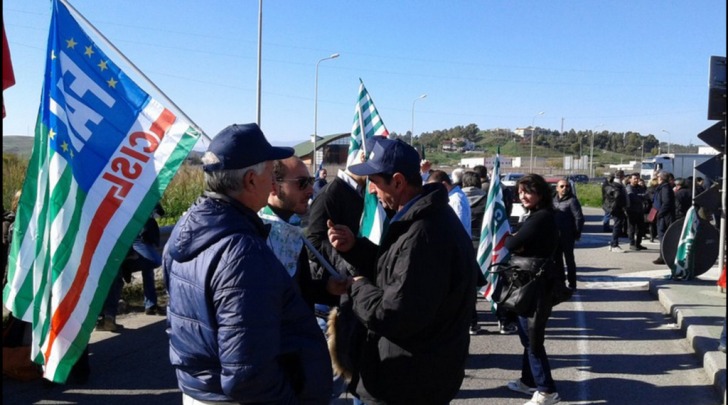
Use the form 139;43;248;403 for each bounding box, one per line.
602;170;628;253
625;173;647;251
553;178;585;289
164;123;332;404
673;178;692;220
652;171;675;265
327;139;478;404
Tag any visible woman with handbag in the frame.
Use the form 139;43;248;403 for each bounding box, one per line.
504;174;561;405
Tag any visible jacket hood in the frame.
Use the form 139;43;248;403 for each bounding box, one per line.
166;193;268;263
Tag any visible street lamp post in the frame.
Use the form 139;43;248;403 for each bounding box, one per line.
529;111;545;172
410;94;427;145
589;123;604;179
312;53;340;173
661;129;671;154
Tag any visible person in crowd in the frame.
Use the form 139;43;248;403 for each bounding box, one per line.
313;167;328;199
472;164;490;192
128;203;166;316
552;177;584;290
652;171;675;265
451;167;465;188
505;174;561;405
3;190;21;287
645;177;659;242
259;156;349;307
461;171;489;335
600;175;614;233
603;170;628;253
163;123;332;403
625;173;647;251
694;176;705;195
327;138;477;404
427;169;471;233
305;140;378;404
420;159;432;183
96;264;126;332
673;177;692;220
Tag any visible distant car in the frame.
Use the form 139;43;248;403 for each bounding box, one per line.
567;174;589;184
501;172;525;187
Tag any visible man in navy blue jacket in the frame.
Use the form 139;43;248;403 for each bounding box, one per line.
164;123;332;404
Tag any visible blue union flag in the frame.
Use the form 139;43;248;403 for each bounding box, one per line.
3;0;200;383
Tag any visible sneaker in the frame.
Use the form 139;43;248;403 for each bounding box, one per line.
499;322;517;335
526;391;561;405
628;245;638;251
469;324;481;335
145;305;166;316
652;257;666;265
636;245;648;250
609;246;624;253
507;379;536;395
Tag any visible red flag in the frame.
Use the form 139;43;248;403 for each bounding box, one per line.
3;22;16;118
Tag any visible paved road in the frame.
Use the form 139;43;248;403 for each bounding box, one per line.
3;208;725;404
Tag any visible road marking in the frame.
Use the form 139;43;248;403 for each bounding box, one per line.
573;294;590;401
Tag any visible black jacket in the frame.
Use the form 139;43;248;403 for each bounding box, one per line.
342;183;477;405
306;175;364;279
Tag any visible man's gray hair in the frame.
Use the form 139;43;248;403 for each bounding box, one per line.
202;151;267;194
658;170;671;181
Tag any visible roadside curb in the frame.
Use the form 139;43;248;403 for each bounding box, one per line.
648;267;726;401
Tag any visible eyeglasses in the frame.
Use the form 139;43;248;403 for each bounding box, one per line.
277;176;315;190
558;185;569;188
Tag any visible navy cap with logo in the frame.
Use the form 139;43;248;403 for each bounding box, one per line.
348;138;420;178
202;123;294;172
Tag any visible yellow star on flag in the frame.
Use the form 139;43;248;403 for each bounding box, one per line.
51;50;57;60
98;60;108;71
66;38;77;49
84;46;94;57
61;141;69;152
49;128;56;140
107;77;118;88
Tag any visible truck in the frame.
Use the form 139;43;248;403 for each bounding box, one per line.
640;153;715;181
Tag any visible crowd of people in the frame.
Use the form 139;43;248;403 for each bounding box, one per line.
157;124;593;405
8;122;716;404
600;169;709;266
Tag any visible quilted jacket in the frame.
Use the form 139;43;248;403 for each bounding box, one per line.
164;192;332;404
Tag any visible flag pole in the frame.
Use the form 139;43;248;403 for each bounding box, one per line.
58;0;210;142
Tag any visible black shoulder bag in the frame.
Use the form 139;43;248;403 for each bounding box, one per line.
488;256;548;316
488;246;568;315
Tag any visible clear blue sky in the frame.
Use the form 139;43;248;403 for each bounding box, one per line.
3;0;726;149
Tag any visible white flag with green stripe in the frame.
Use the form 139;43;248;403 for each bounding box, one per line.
673;205;698;280
2;0;201;383
349;79;389;244
477;148;511;302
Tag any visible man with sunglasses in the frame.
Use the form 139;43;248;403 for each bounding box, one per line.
259;156;349;307
553;178;584;290
164;123;332;404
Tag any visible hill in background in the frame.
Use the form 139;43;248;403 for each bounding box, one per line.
2;136;34;156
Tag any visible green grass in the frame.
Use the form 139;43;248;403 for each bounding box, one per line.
574;183;603;208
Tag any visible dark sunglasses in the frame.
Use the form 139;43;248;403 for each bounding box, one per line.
558;184;569;188
277;176;315;190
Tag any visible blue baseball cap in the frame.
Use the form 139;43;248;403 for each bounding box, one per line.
203;123;294;172
348;138;420;177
